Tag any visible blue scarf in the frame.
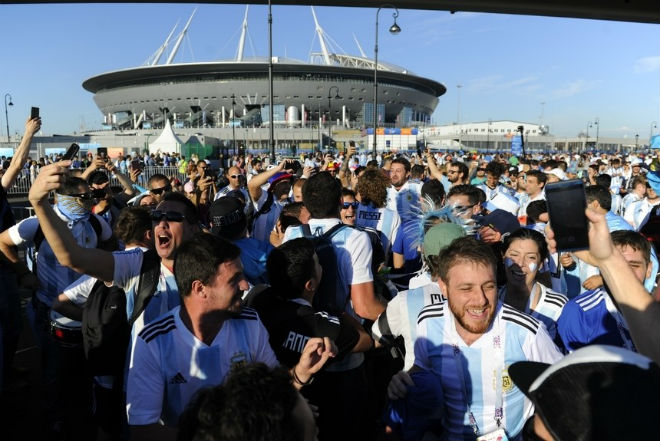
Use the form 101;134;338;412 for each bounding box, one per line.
56;195;91;222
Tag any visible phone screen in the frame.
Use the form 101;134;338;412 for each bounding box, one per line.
31;107;40;119
62;143;79;161
545;179;589;252
97;147;108;159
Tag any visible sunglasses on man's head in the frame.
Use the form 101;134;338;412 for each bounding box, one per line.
150;184;172;195
342;202;359;209
150;210;187;223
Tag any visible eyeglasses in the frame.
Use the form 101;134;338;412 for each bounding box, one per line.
229;174;243;179
453;204;475;213
342;202;359;209
91;188;107;199
70;192;94;200
477;168;486;171
150;184;172;195
150;210;187;223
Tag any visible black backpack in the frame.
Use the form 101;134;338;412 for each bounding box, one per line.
302;223;388;315
81;249;160;376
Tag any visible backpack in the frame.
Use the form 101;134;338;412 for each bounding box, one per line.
302;223;388;315
640;204;660;252
81;248;160;376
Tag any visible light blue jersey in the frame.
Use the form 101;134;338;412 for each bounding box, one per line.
356;203;401;255
414;301;562;440
497;284;567;340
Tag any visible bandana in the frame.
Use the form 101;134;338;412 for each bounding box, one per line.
56;195;91;222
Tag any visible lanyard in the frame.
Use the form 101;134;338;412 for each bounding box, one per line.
452;321;504;437
604;291;635;351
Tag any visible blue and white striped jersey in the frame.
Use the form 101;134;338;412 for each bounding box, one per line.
355;203;401;255
372;283;444;370
386;181;422;222
251;190;286;243
414;301;562;440
126;306;277;426
497;283;568;340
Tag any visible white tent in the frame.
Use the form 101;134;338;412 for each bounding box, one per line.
149;119;183;155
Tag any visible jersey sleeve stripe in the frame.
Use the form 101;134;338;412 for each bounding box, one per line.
544;299;567;308
138;316;175;339
143;324;177;343
417;312;445;325
544;294;568;305
502;305;540;328
501;316;538;334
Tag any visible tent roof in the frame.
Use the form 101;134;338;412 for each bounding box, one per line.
149;119;184;154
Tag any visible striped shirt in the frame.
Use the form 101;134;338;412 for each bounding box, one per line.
386;181;422;222
415;301;562;440
355;203;401;255
126;306;277;426
251;190;286;243
372;283;444;370
497;283;568;339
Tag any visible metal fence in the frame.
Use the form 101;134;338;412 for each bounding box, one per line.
6;166;186;196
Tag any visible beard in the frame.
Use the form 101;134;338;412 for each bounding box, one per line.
448;297;495;336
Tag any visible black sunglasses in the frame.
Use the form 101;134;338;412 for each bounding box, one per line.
69;192;94;200
150;184;172;195
342;202;359;209
150;210;186;223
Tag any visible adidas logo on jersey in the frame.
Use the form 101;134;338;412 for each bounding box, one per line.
169;372;187;384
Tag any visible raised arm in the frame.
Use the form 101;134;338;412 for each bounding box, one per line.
546;208;660;364
1;117;41;190
247;159;287;202
338;145;356;187
28;161;115;282
104;161;136;196
424;148;444;181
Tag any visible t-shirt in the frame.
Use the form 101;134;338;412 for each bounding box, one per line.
126;306;277;426
8;208;112;305
355;203;400;255
414;301;562;440
283;218;373;318
372;283;444;370
233;237;273;286
386;181;422;222
246;291;358;368
252;190;285;243
497;283;567;340
557;287;636;352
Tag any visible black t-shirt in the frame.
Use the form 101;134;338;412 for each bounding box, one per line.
246;288;359;368
0;185;15;233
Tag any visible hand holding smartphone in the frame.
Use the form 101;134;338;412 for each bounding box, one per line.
545;179;589;252
31;107;40;120
62;143;80;161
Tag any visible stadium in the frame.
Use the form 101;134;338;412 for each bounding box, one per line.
81;7;446;140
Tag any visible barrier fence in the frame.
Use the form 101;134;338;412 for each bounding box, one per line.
6;166;186;196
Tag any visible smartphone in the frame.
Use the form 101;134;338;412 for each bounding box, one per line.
545;179;589;252
97;147;108;159
62;143;79;161
31;107;39;119
131;159;143;171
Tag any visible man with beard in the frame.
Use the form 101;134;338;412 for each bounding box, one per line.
127;233;336;440
386;157;422;224
387;237;562;440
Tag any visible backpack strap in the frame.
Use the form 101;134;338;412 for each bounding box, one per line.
252;191;275;221
88;214;103;240
129;249;161;326
33;226;45;253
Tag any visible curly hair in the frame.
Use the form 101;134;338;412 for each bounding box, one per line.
356;168;389;207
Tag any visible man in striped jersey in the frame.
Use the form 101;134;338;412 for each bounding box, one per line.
557;230;653;352
127;233;336;440
388;237;562;440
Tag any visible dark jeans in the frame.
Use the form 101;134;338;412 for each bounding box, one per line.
32;297;94;440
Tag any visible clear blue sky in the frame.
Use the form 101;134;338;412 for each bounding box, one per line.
1;3;658;138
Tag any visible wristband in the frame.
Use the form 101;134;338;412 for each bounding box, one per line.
292;367;314;386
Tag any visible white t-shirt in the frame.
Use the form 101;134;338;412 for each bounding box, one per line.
386;181;422;221
415;301;562;440
126;306;277;426
372;283;444;370
8;208;112;305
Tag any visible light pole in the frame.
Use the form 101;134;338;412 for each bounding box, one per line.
327;86;341;152
373;4;401;159
318;100;322;152
231;94;237;156
635;133;639;149
487;118;492;154
650;121;657;140
267;0;275;162
4;93;13;143
593;117;599;151
456;84;462;125
584;121;592;152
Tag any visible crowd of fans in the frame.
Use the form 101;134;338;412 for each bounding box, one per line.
0;114;659;441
